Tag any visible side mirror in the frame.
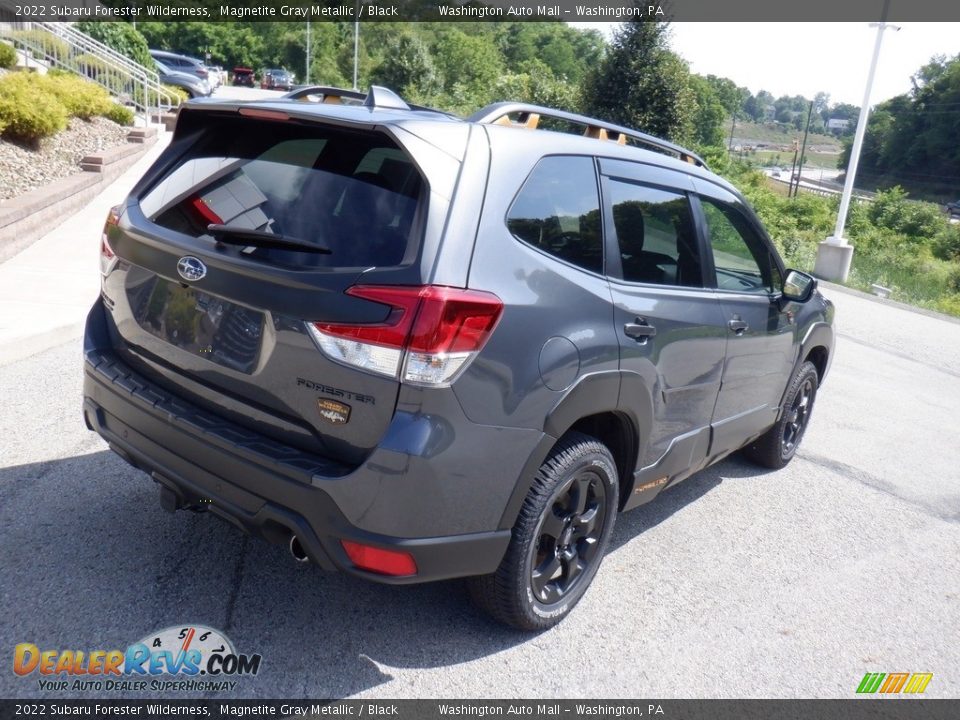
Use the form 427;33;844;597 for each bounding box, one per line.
782;269;816;303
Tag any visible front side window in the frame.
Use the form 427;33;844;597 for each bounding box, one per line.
507;156;603;274
608;180;703;287
700;197;777;293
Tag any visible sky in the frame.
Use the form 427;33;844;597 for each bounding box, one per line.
572;22;960;107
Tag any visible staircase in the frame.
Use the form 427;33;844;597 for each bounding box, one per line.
0;21;175;124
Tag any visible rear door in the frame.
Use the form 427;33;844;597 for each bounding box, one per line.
102;109;439;467
692;183;796;454
601;159;727;470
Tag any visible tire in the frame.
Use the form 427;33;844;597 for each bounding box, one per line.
468;431;618;631
742;361;819;469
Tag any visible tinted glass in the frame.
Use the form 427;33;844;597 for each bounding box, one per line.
507;156;602;274
140;117;423;269
701;198;776;293
609;180;702;287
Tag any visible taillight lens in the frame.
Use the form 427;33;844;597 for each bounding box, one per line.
306;285;503;385
100;205;121;277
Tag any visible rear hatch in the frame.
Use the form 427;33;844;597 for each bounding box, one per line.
100;105;460;468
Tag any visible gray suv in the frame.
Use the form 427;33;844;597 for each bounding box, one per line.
83;86;834;629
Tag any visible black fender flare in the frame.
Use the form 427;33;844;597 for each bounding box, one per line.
497;370;654;530
778;321;834;419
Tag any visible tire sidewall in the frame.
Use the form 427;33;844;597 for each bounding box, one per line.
521;448;618;623
778;364;819;462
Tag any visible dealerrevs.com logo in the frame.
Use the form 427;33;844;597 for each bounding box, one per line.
13;625;261;693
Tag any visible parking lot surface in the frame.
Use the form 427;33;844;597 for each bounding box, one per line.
1;288;958;699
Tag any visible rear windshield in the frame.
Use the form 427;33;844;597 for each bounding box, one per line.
139;115;424;268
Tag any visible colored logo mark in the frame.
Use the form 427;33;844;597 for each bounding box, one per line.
856;672;933;694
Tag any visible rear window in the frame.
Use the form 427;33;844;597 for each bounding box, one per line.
139;115;424;268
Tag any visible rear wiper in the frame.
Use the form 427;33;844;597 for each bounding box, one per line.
207;224;332;254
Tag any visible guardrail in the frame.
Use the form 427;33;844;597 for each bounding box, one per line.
0;20;176;124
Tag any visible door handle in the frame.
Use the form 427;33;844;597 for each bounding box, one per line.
624;318;657;341
727;318;749;335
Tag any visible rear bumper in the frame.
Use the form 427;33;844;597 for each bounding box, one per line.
82;303;512;585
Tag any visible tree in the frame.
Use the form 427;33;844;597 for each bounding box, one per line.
581;20;696;143
689;75;725;146
370;31;441;100
75;21;153;70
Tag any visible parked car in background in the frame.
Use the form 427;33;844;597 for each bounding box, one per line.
154;59;210;98
207;66;226;89
150;50;210;84
260;68;295;91
232;67;255;87
947;199;960;217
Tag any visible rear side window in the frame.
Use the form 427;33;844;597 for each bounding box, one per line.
507;156;602;274
139;116;423;268
608;180;702;287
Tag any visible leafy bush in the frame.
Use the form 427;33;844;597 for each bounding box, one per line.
0;42;17;70
0;73;68;144
43;73;113;120
868;186;944;242
103;103;135;126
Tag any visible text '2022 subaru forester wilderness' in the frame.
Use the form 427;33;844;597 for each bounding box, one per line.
83;86;834;630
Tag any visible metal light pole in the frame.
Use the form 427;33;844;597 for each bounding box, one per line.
352;2;360;90
814;2;900;282
305;21;311;84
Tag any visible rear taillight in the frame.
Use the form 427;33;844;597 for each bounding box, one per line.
100;205;121;277
306;285;503;385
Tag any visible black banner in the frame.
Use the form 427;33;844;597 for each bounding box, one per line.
2;700;960;720
2;0;960;22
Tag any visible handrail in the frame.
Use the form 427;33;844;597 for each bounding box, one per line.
0;20;176;124
469;102;708;168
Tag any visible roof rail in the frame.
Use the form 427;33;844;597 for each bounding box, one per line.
469;102;708;169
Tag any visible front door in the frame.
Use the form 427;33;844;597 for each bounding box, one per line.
693;184;797;456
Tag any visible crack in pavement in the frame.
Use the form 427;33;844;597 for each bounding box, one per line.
837;332;960;380
799;450;960;524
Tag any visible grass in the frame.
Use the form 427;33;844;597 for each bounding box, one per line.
725;119;841;149
746;149;841;171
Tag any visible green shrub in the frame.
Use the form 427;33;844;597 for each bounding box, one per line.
868;186;945;243
933;223;960;262
0;42;17;70
0;73;68;144
42;73;113;120
103;103;135;126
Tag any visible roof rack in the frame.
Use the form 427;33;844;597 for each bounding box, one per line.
468;102;708;169
282;85;451;115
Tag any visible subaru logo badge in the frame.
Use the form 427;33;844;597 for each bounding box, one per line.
177;256;206;282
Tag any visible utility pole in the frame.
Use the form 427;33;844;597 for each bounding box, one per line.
728;114;737;153
814;0;900;282
788;139;800;192
792;101;815;198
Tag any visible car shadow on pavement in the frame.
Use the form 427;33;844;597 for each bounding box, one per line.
608;454;779;553
0;448;776;699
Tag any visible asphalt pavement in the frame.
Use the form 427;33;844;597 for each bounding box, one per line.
1;285;958;699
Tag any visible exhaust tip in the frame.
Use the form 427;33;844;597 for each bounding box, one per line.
289;535;310;564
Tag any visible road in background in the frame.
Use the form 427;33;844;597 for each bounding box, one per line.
1;286;958;699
